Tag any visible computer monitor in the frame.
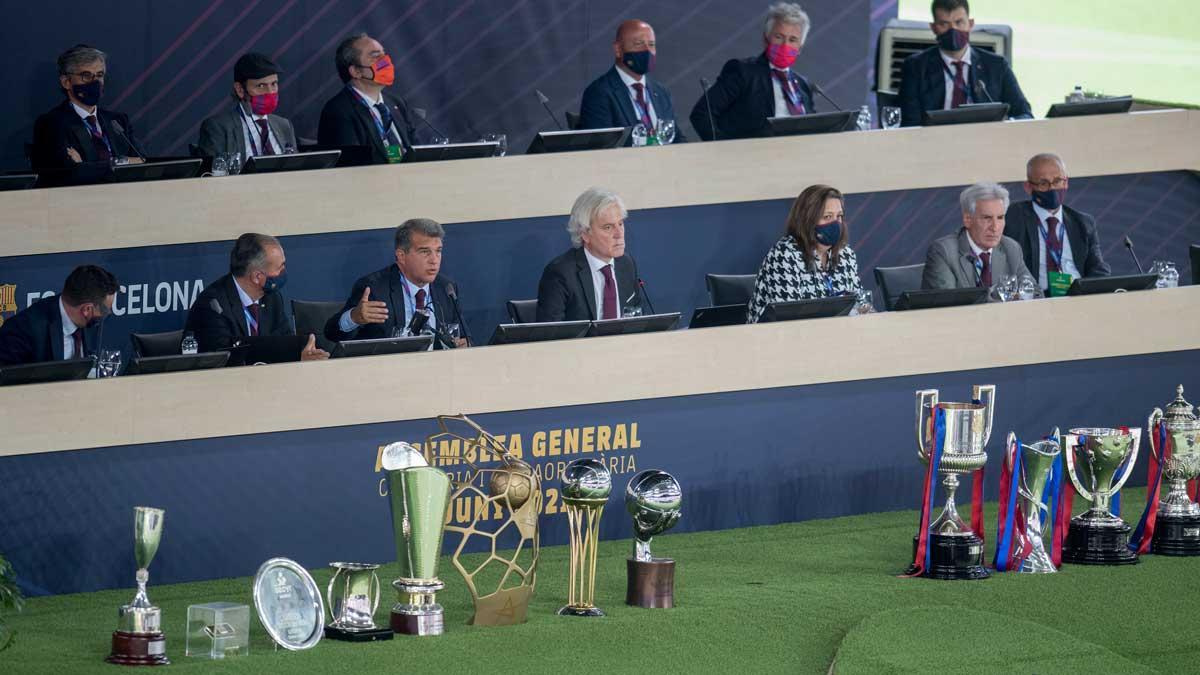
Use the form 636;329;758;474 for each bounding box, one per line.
405;142;499;163
759;295;855;323
526;128;627;154
766;111;856;137
1067;273;1157;296
241;150;341;174
1189;245;1199;286
0;357;94;386
586;312;681;337
894;287;989;311
113;158;203;183
125;352;230;375
0;174;37;192
689;304;749;329
921;102;1010;127
1046;96;1133;119
227;335;310;365
331;335;433;358
487;321;591;346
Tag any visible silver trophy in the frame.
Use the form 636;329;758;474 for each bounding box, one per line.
625;470;682;608
1061;426;1141;565
1148;385;1200;555
107;506;169;665
1004;430;1061;574
325;562;391;641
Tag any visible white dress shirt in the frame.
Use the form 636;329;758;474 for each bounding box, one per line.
1031;201;1080;286
584;247;619;320
238;105;281;156
615;66;657;128
338;271;436;333
939;48;973;110
59;298;81;359
769;65;794;117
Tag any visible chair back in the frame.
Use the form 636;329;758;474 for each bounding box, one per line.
130;330;184;358
874;263;926;310
705;274;756;306
506;299;538;324
291;299;343;353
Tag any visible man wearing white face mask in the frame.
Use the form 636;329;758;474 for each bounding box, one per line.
196;52;298;158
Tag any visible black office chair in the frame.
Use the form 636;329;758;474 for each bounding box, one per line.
291;299;343;353
564;111;582;130
130;330;184;357
874;263;926;311
705;274;757;306
1189;244;1199;286
506;299;538;323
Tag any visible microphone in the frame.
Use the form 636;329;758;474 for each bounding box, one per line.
404;103;450;142
699;78;718;141
811;82;843;111
110;120;147;160
637;278;657;315
406;307;431;337
445;282;472;346
972;66;993;103
534;89;564;131
1124;236;1145;274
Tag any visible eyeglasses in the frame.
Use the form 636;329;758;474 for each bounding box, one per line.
68;70;106;83
1028;177;1067;191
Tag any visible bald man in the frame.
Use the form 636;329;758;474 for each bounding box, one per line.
578;19;686;144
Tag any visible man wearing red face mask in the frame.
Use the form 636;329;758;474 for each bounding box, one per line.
897;0;1031;127
196;53;298;158
318;33;419;165
689;2;816;141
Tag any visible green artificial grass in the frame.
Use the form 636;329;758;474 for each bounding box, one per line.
3;488;1199;674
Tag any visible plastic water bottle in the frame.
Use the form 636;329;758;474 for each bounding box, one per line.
1067;85;1085;103
181;332;198;355
856;105;872;131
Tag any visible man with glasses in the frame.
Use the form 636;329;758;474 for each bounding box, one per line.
1004;152;1110;295
196;52;298;158
30;44;146;170
0;265;117;366
317;33;419;165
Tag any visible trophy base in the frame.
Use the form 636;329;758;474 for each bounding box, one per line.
1063;519;1139;565
390;610;444;636
908;534;989;580
626;558;675;608
324;625;395;642
556;605;606;617
107;631;170;666
1151;513;1200;556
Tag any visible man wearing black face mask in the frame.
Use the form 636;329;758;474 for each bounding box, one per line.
30;44;145;172
1004;152;1110;295
578;19;686;144
897;0;1031;127
185;233;328;361
196;53;298;158
0;265;117;366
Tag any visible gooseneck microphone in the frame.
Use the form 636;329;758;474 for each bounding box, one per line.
406;307;431;336
110;120;148;160
1124;236;1145;274
398;94;449;142
534;89;564;131
811;82;843;111
699;78;718;141
637;278;657;315
445;282;472;346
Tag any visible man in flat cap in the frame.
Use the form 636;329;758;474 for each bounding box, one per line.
196;52;297;158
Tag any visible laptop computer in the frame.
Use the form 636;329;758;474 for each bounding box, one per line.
488;321;591;346
0;357;94;386
586;312;681;337
125;352;230;375
759;296;855;323
240;150;341;174
526;128;627;154
689;304;749;329
766;111;856;137
894;287;989;311
1067;274;1157;296
921;103;1010;126
331;335;433;358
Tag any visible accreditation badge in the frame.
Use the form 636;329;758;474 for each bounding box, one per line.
1047;270;1073;297
385;144;404;164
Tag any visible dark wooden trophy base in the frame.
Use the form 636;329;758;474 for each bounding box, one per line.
390;611;444;636
325;625;395;642
1063;520;1139;565
106;631;169;666
626;558;675;608
1151;513;1200;556
909;534;990;580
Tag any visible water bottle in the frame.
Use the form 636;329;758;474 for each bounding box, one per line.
856;105;872;131
181;332;198;355
1067;85;1085;103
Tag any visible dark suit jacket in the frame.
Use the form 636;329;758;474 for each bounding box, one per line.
578;66;687;145
0;295;100;366
196;105;298;157
689;53;815;141
921;229;1031;290
324;265;459;343
536;247;642;322
898;46;1032;127
185;274;292;353
1004;201;1111;286
30;99;142;169
317;87;417;165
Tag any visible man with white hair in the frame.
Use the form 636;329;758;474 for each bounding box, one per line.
689;2;816;140
1004;152;1110;295
536;187;645;322
922;182;1031;290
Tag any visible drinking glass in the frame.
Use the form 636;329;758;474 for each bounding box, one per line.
480;133;508;157
622;305;644;318
854;289;874;314
444;323;462;341
98;349;122;378
1151;260;1179;288
882;106;902;130
655;119;676;145
210;155;228;177
1017;274;1039;301
226;152;243;175
991;275;1018;302
630;123;648;147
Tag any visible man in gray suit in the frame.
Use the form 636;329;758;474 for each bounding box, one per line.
922;182;1031;290
196;53;297;158
1004;152;1110;293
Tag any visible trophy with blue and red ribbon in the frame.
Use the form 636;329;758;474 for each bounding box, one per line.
1061;427;1141;565
994;430;1062;573
1130;385;1200;556
907;385;994;580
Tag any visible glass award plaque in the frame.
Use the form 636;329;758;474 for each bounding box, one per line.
186;602;250;658
252;558;324;651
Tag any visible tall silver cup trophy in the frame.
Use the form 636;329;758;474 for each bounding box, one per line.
107;506;170;666
1004;430;1061;573
1148;385;1200;555
1062;426;1141;565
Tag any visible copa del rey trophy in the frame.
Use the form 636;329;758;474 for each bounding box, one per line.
908;385;994;580
1132;386;1200;556
107;506;169;666
1062;427;1141;565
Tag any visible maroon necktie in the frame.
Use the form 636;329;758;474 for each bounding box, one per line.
255;119;275;155
85;115;111;161
951;62;967;108
631;83;654;129
415;288;427;311
247;303;260;336
771;70;806;115
600;264;617;320
978;251;992;287
72;330;84;359
1045;216;1062;273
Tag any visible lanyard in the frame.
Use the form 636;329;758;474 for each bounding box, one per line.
237;105;272;156
774;70;802;107
350;87;395;145
82;115;115;155
1038;219;1064;269
940;59;972;102
631;93;652;125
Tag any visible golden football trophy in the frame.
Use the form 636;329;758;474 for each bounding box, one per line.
557;458;612;617
425;414;542;626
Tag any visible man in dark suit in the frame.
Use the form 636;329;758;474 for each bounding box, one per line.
689;2;815;141
537;188;644;322
898;0;1031;127
0;265;117;366
317;33;419;165
185;233;328;361
325;219;468;347
196;53;298;158
30;45;146;172
1005;152;1110;293
923;182;1031;290
578;19;686;145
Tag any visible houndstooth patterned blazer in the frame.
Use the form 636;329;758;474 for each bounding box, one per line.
747;236;864;323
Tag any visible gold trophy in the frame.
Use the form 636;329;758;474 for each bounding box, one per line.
557;458;612;617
